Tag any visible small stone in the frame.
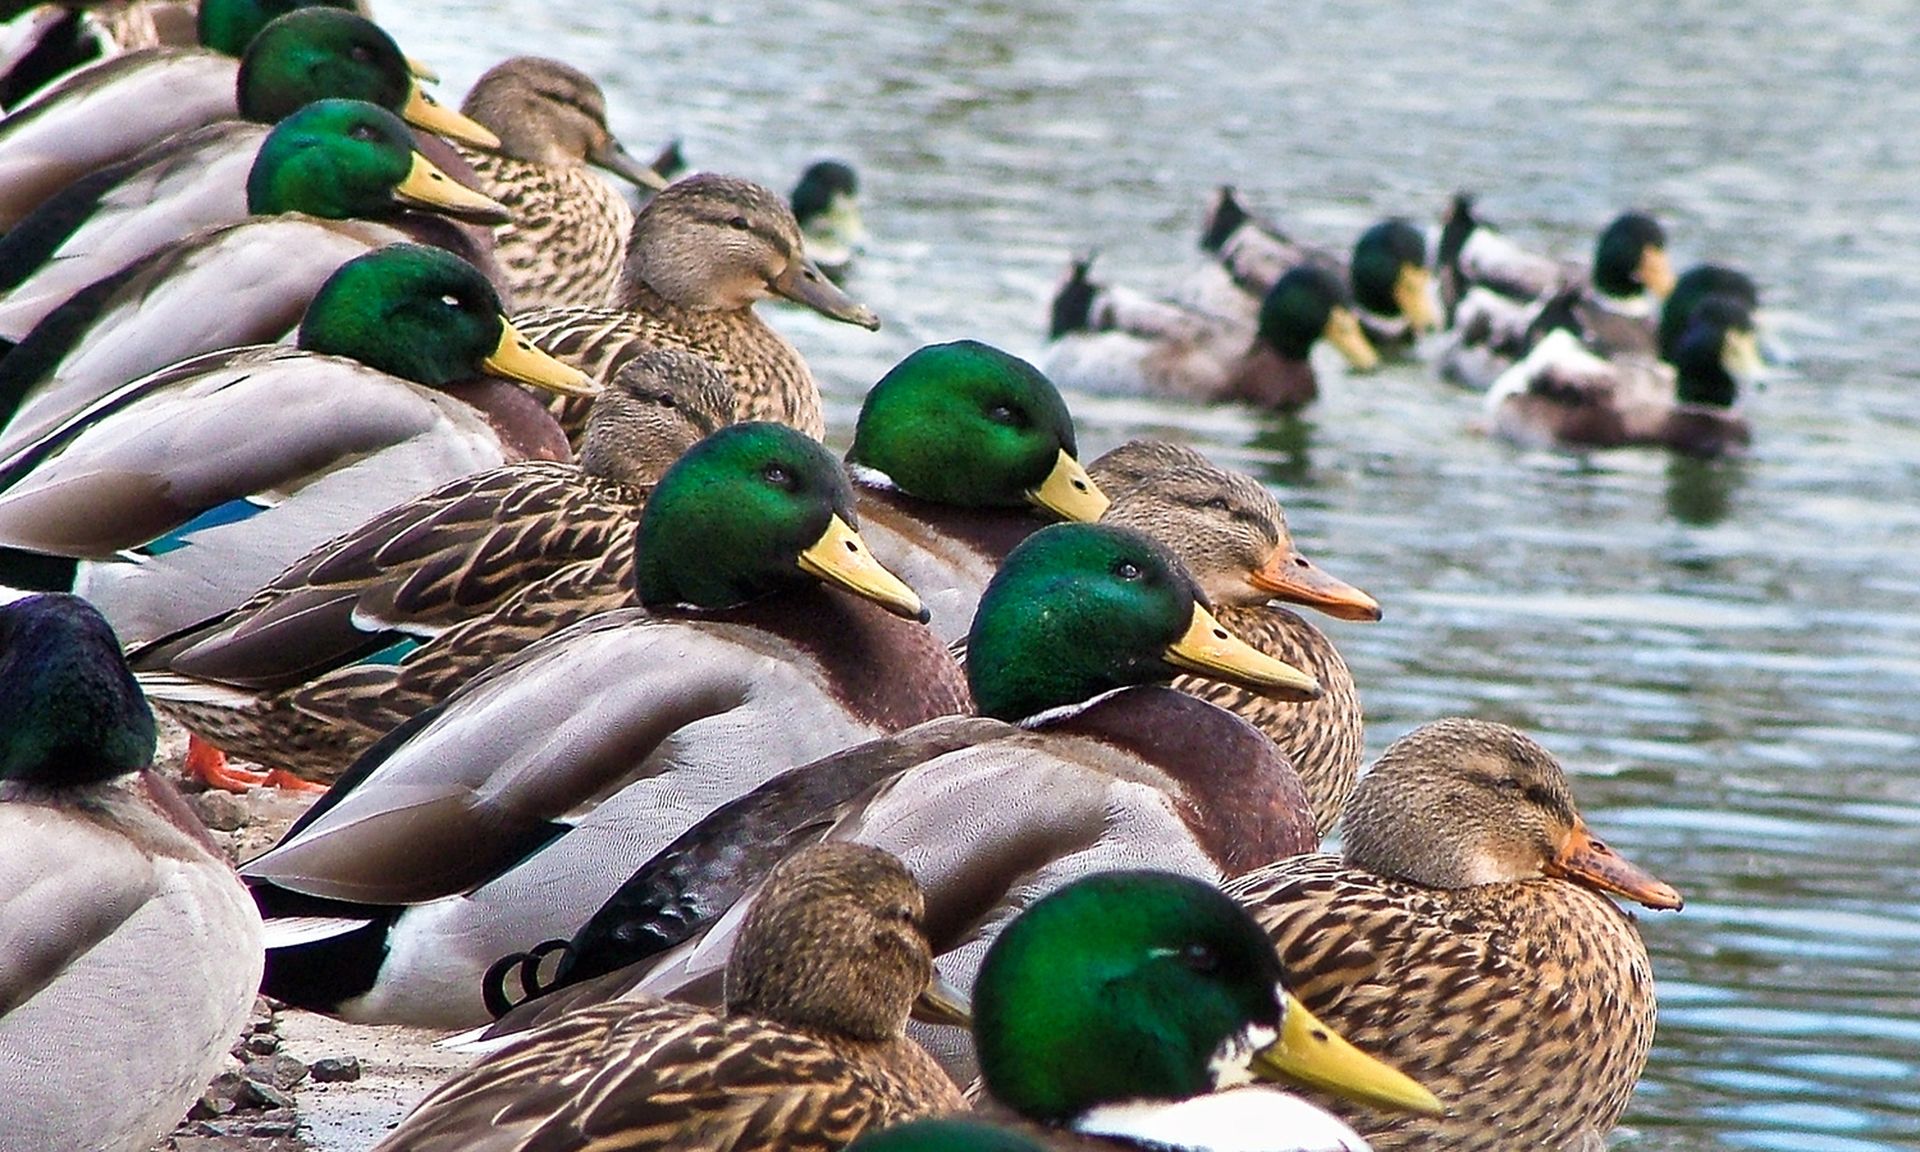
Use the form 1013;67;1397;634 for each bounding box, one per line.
188;790;248;832
244;1034;280;1055
188;1094;236;1120
202;1070;250;1107
308;1055;362;1083
239;1079;295;1111
244;1052;307;1091
248;1118;298;1137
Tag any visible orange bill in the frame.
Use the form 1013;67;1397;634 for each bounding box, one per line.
1249;548;1382;622
1546;822;1684;910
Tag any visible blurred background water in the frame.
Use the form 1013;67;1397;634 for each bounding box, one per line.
378;2;1920;1146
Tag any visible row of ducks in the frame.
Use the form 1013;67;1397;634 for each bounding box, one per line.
1044;186;1773;459
0;8;1685;1152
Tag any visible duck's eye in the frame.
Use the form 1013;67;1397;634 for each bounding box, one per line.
763;462;793;488
440;294;464;309
1203;496;1231;511
1179;942;1219;974
728;215;752;231
1113;559;1143;581
985;403;1021;427
349;123;382;143
350;44;375;65
652;392;675;407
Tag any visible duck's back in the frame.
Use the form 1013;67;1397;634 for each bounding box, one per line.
1226;855;1657;1152
460;145;632;311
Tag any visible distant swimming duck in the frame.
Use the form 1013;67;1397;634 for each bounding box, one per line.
512;173;881;442
368;843;967;1152
0;4;487;229
0;244;592;644
1043;255;1378;412
789;158;865;280
1226;718;1683;1151
0;593;263;1152
456;56;674;310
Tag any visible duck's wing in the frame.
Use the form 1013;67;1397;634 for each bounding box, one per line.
0;216;401;458
0;120;261;339
1452;223;1568;303
145;462;636;691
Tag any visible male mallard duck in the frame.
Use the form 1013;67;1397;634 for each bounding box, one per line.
1181;187;1438;352
142;339;1104;772
956;870;1439;1151
1090;440;1378;835
0;0;204;109
512;173;881;442
1484;291;1760;458
0;3;484;229
137;347;733;791
0;7;496;345
1225;719;1683;1151
1043;255;1378;412
470;522;1321;1082
369;844;966;1152
847;1119;1048;1152
455;56;673;311
789;158;864;281
0;244;592;644
0;593;264;1152
0;99;510;455
239;423;956;1027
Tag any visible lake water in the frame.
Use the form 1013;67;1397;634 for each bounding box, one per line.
377;2;1920;1146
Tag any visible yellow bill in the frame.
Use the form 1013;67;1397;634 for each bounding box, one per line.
1251;993;1444;1116
404;55;440;84
401;83;502;150
1026;448;1110;522
394;152;512;224
1164;603;1320;698
798;514;928;622
1394;264;1439;335
483;320;599;396
1721;328;1764;386
1322;306;1380;371
1638;245;1677;299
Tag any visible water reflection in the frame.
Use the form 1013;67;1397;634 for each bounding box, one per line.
1665;454;1745;526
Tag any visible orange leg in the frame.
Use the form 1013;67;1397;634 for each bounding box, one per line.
260;768;329;794
185;734;267;792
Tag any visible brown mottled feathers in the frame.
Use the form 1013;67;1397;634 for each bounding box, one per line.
461;148;632;311
1227;858;1656;1152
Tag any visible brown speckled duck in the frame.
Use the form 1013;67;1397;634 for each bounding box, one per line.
514;173;881;442
1224;718;1684;1152
369;843;966;1152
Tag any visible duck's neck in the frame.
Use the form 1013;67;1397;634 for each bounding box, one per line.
1073;1086;1370;1152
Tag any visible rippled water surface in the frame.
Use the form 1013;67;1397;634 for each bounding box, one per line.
381;2;1920;1145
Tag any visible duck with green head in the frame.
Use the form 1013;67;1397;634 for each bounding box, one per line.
143;339;1106;776
0;0;207;111
236;421;961;1028
0;98;512;456
0;243;592;645
1044;253;1378;413
465;521;1322;1082
789;158;865;281
0;2;481;229
0;593;264;1152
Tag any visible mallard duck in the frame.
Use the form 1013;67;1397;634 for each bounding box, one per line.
512;173;881;442
368;844;965;1152
0;0;202;109
0;99;510;455
1043;255;1378;412
1090;440;1378;835
0;4;488;230
846;1119;1048;1152
470;522;1322;1082
454;56;673;311
238;423;957;1027
0;593;264;1152
1224;718;1684;1151
0;244;593;644
1181;186;1438;352
1484;290;1760;458
789;158;864;281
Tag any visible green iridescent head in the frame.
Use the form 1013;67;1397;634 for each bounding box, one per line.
0;595;155;788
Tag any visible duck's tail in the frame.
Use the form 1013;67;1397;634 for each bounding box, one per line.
1049;254;1102;338
1199;185;1251;254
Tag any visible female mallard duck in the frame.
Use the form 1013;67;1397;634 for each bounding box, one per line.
1090;440;1378;835
239;423;957;1027
369;844;966;1152
789;158;864;281
0;3;484;230
1224;718;1683;1151
1180;186;1439;352
0;99;510;455
1484;291;1760;458
470;522;1321;1080
0;244;593;644
141;339;1105;773
455;56;673;310
0;7;496;346
1043;255;1378;412
139;347;735;790
0;593;264;1152
512;173;881;442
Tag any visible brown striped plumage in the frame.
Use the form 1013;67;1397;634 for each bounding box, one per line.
372;844;965;1152
1224;719;1680;1151
1092;441;1376;836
